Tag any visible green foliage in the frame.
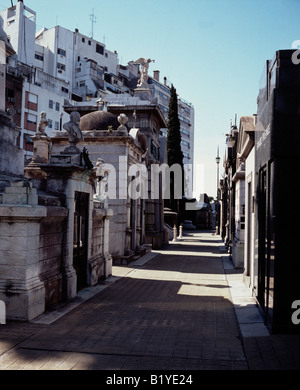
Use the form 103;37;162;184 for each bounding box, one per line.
167;84;183;168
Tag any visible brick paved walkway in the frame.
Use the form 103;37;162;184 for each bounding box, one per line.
0;231;299;371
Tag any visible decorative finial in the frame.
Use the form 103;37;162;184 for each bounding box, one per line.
117;113;128;134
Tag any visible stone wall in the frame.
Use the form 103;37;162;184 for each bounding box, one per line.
0;196;47;321
39;207;68;309
0;111;24;178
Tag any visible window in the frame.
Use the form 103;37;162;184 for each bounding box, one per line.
6;87;14;99
55;102;60;111
6;88;15;103
80;81;85;87
23;134;33;152
159;91;168;100
28;93;37;105
25;92;38;111
55;121;59;130
57;63;65;71
49;99;53;109
82;37;85;43
151;140;158;159
88;40;91;45
181;128;190;136
48;119;53;128
57;48;66;56
96;44;104;55
61;87;69;93
24;112;37;131
35;53;44;61
27;114;37;124
241;205;245;230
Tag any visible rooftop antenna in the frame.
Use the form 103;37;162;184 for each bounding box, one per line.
90;8;96;38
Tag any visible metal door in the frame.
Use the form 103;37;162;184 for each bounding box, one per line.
73;191;89;291
257;168;267;310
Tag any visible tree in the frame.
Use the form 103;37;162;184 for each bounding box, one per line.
167;84;184;168
166;84;184;215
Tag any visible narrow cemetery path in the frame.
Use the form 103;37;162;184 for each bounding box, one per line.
0;231;298;371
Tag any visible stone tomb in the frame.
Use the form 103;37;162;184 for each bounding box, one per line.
0;110;113;321
51;110;150;263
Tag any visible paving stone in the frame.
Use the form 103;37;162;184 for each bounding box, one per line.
0;231;299;371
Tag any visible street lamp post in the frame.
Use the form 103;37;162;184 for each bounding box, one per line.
215;147;221;234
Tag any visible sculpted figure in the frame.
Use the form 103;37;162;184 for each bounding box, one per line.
132;58;155;87
96;97;108;112
7;106;16;128
63;111;83;145
37;111;49;136
94;158;110;208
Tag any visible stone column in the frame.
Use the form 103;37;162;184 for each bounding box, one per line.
103;209;113;277
24;135;51;185
31;134;51;164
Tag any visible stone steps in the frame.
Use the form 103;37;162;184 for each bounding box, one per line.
0;180;38;205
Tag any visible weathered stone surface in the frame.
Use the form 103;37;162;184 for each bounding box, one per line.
80;111;119;131
0;280;45;321
0;110;24;177
0;204;46;218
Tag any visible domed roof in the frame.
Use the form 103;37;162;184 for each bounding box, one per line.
80;111;119;131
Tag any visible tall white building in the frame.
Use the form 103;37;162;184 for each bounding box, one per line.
148;72;194;191
0;1;72;158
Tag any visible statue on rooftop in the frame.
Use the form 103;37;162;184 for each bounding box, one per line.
132;58;155;88
96;96;108;112
37;111;49;136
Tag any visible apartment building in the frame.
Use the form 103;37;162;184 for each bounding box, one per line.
148;71;194;168
0;1;194;182
0;1;70;160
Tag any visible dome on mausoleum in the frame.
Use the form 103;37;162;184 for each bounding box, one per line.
80;111;120;131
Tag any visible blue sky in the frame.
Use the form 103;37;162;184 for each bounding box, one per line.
1;0;300;197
